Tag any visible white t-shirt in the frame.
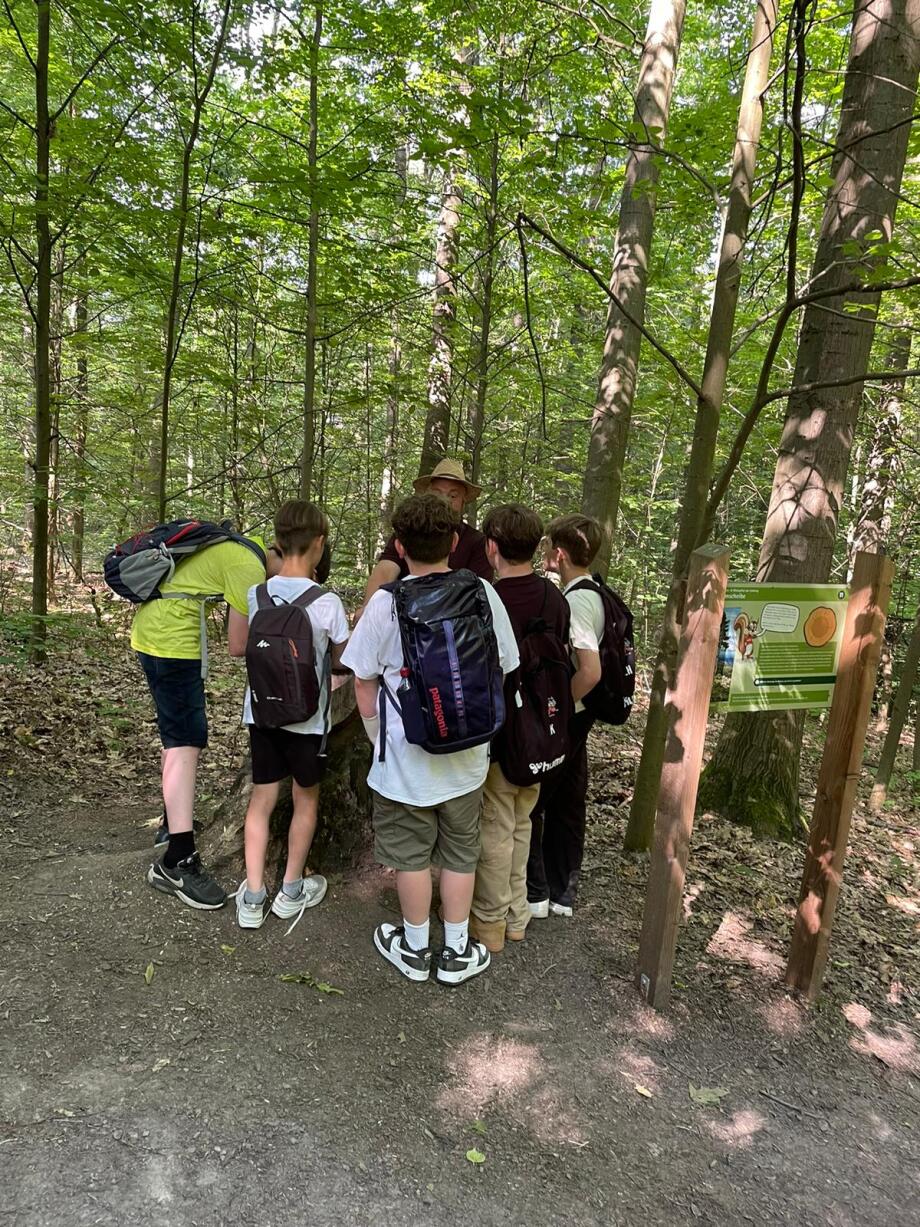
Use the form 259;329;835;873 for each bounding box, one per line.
565;577;605;714
341;575;519;806
242;576;350;735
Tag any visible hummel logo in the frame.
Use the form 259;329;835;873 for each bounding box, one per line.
256;639;270;648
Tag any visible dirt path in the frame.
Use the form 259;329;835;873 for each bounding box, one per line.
1;633;918;1226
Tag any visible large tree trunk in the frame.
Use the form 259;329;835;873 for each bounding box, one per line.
467;127;501;514
300;0;322;502
377;308;401;552
30;1;52;663
580;0;686;576
200;676;373;875
869;603;920;811
157;0;233;521
700;0;920;837
624;0;779;849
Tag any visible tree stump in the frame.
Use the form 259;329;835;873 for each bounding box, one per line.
199;674;373;880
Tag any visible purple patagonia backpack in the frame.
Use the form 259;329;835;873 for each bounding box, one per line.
379;569;505;758
245;584;331;731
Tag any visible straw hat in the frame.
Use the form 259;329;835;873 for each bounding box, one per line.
413;458;482;500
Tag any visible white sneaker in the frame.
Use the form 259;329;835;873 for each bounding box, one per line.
529;899;549;919
436;939;491;986
374;923;432;982
549;901;573;917
235;883;267;929
271;875;328;919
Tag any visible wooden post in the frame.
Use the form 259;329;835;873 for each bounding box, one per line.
636;542;730;1010
785;550;894;1000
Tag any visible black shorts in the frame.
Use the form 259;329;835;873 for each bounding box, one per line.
138;653;208;749
248;726;325;787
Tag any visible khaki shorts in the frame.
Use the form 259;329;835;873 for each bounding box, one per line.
372;787;483;874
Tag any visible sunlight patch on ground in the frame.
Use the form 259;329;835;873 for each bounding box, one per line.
437;1036;540;1115
842;1000;920;1074
758;995;805;1037
705;1108;766;1149
706;911;785;978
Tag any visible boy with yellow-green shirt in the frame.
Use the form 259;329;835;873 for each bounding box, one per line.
133;536;279;909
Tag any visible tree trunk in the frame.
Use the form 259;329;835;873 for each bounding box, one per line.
300;0;322;502
30;0;52;662
200;677;372;875
157;0;233;520
71;277;89;581
852;332;909;558
580;0;686;576
467;128;500;513
869;603;920;811
47;242;65;601
377;308;400;552
700;0;920;837
625;0;778;849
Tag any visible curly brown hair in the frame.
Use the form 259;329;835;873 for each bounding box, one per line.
391;493;457;563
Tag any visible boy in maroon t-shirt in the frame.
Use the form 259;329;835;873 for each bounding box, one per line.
470;504;570;952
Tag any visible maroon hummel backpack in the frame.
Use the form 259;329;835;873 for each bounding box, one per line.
245;584;331;730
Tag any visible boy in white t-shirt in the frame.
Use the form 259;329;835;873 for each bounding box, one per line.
230;500;349;930
527;514;604;918
342;493;519;986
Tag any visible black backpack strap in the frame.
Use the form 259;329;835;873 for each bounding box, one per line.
255;582;274;610
377;677;403;763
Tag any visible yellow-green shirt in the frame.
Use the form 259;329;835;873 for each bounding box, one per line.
131;540;265;660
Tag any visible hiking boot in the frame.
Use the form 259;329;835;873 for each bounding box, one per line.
147;854;226;910
234;883;267;929
153;814;169;848
469;915;506;954
549;900;574;917
373;923;431;982
271;875;327;920
436;939;491;986
528;898;549;919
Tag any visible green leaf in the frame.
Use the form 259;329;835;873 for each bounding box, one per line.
466;1148;486;1165
470;1120;487;1135
144;962;155;985
689;1084;729;1106
220;944;236;955
279;971;344;995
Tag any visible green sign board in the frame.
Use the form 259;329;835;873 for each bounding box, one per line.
711;583;849;713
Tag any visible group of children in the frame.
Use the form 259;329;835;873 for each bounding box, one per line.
133;461;611;988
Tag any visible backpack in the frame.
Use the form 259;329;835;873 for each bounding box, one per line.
379;569;505;757
494;584;574;786
567;575;636;725
103;518;265;603
245;584;331;731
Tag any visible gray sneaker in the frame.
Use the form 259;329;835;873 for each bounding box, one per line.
272;875;327;933
235;883;268;929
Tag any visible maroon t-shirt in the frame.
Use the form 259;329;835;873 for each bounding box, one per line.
492;573;570;643
379;520;492;581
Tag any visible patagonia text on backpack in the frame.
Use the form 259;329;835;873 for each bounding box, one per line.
379;569;505;757
567;575;636;725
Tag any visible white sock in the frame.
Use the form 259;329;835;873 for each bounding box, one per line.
402;918;430;951
444;919;469;953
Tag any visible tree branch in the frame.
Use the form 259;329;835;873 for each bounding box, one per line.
50;36;122;124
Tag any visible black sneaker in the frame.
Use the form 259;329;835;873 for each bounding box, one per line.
436;938;491;986
146;853;226;910
373;923;431;982
153;814;169;848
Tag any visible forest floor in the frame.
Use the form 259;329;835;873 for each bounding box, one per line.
1;591;919;1226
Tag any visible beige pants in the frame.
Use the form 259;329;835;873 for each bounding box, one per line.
472;763;539;931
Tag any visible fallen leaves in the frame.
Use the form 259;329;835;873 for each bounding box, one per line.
689;1084;729;1106
465;1148;485;1165
634;1084;653;1098
279;971;344;995
143;962;155;985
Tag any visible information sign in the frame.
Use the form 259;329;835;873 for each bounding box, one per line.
711;582;849;712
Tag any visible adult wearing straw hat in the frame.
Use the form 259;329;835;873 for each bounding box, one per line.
357;459;492;616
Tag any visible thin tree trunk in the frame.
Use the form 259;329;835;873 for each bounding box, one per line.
580;0;687;576
378;308;401;551
419;46;475;478
157;0;233;520
913;699;920;774
71;277;88;581
467;128;500;515
852;333;909;557
47;242;65;601
625;0;778;849
300;0;322;501
701;0;920;837
869;604;920;811
31;0;52;662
